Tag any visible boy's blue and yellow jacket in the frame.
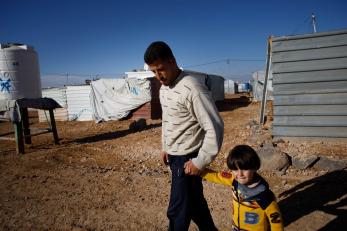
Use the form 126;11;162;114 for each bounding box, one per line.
201;169;284;231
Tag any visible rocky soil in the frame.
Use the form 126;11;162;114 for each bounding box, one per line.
0;94;346;230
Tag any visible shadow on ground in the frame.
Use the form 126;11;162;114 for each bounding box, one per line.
216;95;252;112
278;169;347;230
71;121;162;144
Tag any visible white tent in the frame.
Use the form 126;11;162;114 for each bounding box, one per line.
90;78;151;122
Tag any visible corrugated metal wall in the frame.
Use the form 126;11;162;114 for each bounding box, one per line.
39;86;93;122
38;88;68;122
272;29;347;138
224;80;235;94
66;85;93;121
251;71;273;102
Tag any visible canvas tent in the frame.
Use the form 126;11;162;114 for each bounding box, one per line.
39;68;224;123
182;70;225;101
39;78;152;123
127;69;225;102
90;78;151;122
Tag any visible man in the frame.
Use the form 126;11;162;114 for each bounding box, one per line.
144;41;224;231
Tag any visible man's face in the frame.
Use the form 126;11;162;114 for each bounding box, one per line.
148;58;179;86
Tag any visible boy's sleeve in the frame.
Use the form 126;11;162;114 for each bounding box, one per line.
201;168;233;186
264;201;284;231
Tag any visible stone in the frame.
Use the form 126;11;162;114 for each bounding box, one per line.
314;157;347;171
129;118;147;132
272;137;285;144
255;144;291;171
292;155;319;170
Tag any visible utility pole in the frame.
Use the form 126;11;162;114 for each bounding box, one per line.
311;13;317;33
259;36;272;125
66;73;69;86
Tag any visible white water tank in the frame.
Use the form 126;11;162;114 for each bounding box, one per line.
0;43;42;101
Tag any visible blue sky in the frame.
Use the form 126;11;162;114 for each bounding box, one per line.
2;0;347;85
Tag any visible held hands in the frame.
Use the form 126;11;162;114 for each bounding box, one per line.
184;159;201;176
160;151;201;176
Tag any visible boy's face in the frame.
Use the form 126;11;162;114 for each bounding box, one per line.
231;169;256;186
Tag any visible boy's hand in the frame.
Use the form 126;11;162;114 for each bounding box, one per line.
184;159;201;175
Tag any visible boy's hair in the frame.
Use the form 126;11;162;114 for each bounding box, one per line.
227;145;261;170
144;41;175;65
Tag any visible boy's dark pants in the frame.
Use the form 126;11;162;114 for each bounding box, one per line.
167;153;217;231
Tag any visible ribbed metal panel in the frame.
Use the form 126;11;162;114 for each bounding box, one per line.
41;88;67;107
274;116;347;126
272;46;347;63
38;88;68;122
66;85;93;121
273;69;347;84
224;80;235;94
272;30;347;52
274;93;347;105
272;29;347;138
272;57;347;73
273;126;347;138
274;80;347;95
274;105;347;116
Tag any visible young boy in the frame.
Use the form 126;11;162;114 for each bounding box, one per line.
201;145;284;231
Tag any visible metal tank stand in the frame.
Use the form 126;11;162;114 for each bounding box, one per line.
15;107;59;154
0;98;61;154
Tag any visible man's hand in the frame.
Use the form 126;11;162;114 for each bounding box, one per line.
161;151;169;165
184;159;201;175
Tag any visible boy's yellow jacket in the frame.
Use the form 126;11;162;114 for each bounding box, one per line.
201;169;284;231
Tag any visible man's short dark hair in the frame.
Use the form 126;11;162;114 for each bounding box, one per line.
227;145;261;170
144;41;175;65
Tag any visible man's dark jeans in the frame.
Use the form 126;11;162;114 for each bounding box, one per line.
167;153;217;231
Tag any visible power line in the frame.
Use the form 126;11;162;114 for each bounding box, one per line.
183;58;264;68
42;72;125;77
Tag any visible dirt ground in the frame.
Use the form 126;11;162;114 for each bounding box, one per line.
1;94;346;231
